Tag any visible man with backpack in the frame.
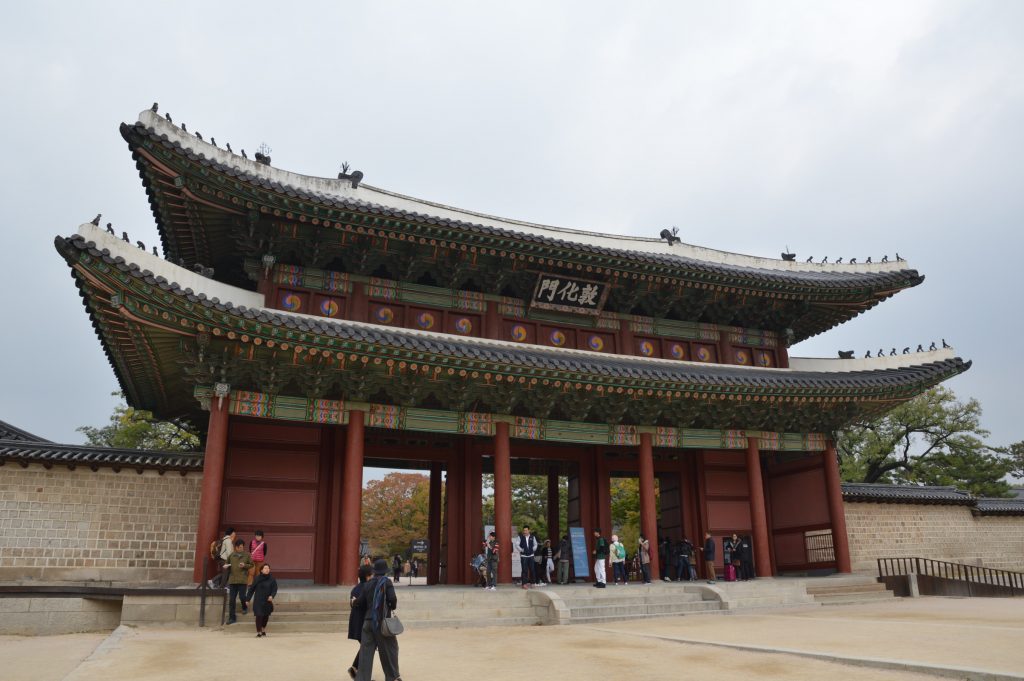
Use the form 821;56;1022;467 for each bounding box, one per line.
484;531;500;590
609;534;628;585
225;539;253;624
207;527;234;589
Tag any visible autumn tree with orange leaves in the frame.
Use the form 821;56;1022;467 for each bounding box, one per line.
361;472;431;557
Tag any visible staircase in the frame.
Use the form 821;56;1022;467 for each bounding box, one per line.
803;574;896;605
557;585;721;625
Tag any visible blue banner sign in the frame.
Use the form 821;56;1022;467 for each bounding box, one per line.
568;526;590;578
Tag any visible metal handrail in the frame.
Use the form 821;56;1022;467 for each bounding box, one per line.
877;557;1023;596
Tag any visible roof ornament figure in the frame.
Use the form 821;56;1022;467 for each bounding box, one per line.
881;255;889;263
121;231;130;243
902;347;910;354
865;350;872;358
781;246;796;261
150;102;158;113
890;348;897;356
942;338;950;348
929;341;937;351
659;227;681;246
180;122;187;132
838;350;854;359
241;149;247;159
91;213;101;226
105;222;114;235
897;252;905;261
338;162;364;188
916;344;924;352
805;255;814;263
835;257;843;264
255;143;272;166
165;112;173;124
820;256;828;264
210;137;217;147
195;131;203;141
136;240;145;251
865;256;872;264
849;257;857;264
226;142;232;152
878;348;884;357
152;246;158;257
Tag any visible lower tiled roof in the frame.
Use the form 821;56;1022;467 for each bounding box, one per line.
842;482;1024;516
0;439;202;473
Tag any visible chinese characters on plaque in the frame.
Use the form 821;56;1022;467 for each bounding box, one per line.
530;273;609;315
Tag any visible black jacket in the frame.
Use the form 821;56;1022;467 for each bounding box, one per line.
354;575;398;631
703;537;716;561
245;573;278;617
348;581;367;640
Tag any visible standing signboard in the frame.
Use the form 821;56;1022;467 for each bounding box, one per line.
568;526;590;579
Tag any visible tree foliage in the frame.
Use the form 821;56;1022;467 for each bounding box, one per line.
361;472;430;557
481;474;567;541
77;392;200;451
837;386;1013;497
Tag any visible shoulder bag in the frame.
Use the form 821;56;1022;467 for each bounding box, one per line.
381;608;404;637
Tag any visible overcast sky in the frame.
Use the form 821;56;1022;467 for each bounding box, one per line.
1;1;1021;455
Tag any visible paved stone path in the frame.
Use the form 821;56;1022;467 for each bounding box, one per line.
4;597;1022;681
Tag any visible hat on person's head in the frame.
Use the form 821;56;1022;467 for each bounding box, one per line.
372;558;389;576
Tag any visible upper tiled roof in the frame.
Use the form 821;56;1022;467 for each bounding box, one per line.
0;419;50;443
841;482;975;505
123;114;924;293
0;438;203;473
56;230;970;395
974;497;1024;515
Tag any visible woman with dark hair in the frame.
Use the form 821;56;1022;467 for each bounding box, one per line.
392;555;402;581
346;563;374;679
245;563;278;637
354;559;401;681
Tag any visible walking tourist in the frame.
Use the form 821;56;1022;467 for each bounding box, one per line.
609;534;628;585
518;526;538;588
556;534;572;584
638;534;652;584
209;527;235;588
738;534;755;580
354;558;401;681
225;539;253;624
410;557;419;579
485;531;499;590
392;555;402;582
249;530;268;575
677;536;695;581
346;563;374;679
700;531;717;584
592;528;608;588
246;563;278;637
542;539;555;584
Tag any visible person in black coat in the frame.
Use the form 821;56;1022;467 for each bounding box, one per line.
346;563;373;679
739;534;755;581
354;559;401;681
245;563;278;637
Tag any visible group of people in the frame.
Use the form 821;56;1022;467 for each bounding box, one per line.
208;527;277;635
473;526;576;589
346;559;403;681
656;532;756;584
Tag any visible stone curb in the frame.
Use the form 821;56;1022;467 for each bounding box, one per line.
61;624;133;681
585;627;1024;681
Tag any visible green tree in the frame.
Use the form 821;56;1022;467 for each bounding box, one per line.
481;474;567;541
77;392;200;451
1007;441;1024;481
837;386;1012;497
361;472;430;557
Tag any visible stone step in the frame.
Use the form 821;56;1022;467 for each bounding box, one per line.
569;601;720;618
570;609;726;625
222;615;540;633
813;591;895;605
561;594;703;607
805;583;888;596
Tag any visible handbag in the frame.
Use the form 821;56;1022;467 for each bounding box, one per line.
381;610;404;637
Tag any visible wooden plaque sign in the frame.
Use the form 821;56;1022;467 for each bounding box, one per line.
530;273;610;315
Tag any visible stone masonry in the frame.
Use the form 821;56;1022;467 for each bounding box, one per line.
845;501;1024;574
0;464;201;584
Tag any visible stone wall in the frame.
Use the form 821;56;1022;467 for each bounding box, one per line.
844;501;1024;574
0;464;201;584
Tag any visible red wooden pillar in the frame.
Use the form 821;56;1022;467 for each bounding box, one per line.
464;440;483;570
824;442;853;573
494;421;512;584
445;451;465;584
546;466;560;542
350;282;368;322
596;453;611;539
427;462;443;585
193;396;230;583
745;438;773;577
638;433;659;579
777;344;790;369
485;302;502;340
618;320;635;356
339;410;365;584
327;430;344;584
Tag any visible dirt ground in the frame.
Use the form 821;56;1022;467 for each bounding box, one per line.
6;597;1023;681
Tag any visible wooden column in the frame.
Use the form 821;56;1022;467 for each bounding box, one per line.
192;396;230;583
339;410;364;584
327;430;344;584
427;462;443;585
494;421;512;584
596;452;611;539
823;442;853;573
745;438;773;577
444;451;465;584
546;466;560;542
638;433;659;579
618;320;635;356
465;440;483;569
350;282;368;322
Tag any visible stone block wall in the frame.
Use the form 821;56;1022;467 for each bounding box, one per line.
0;596;122;634
844;501;1024;574
0;464;201;584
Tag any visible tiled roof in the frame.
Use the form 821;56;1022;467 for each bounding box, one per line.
0;439;203;473
57;232;970;395
0;419;50;443
124;120;924;294
841;482;975;505
842;483;1024;516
